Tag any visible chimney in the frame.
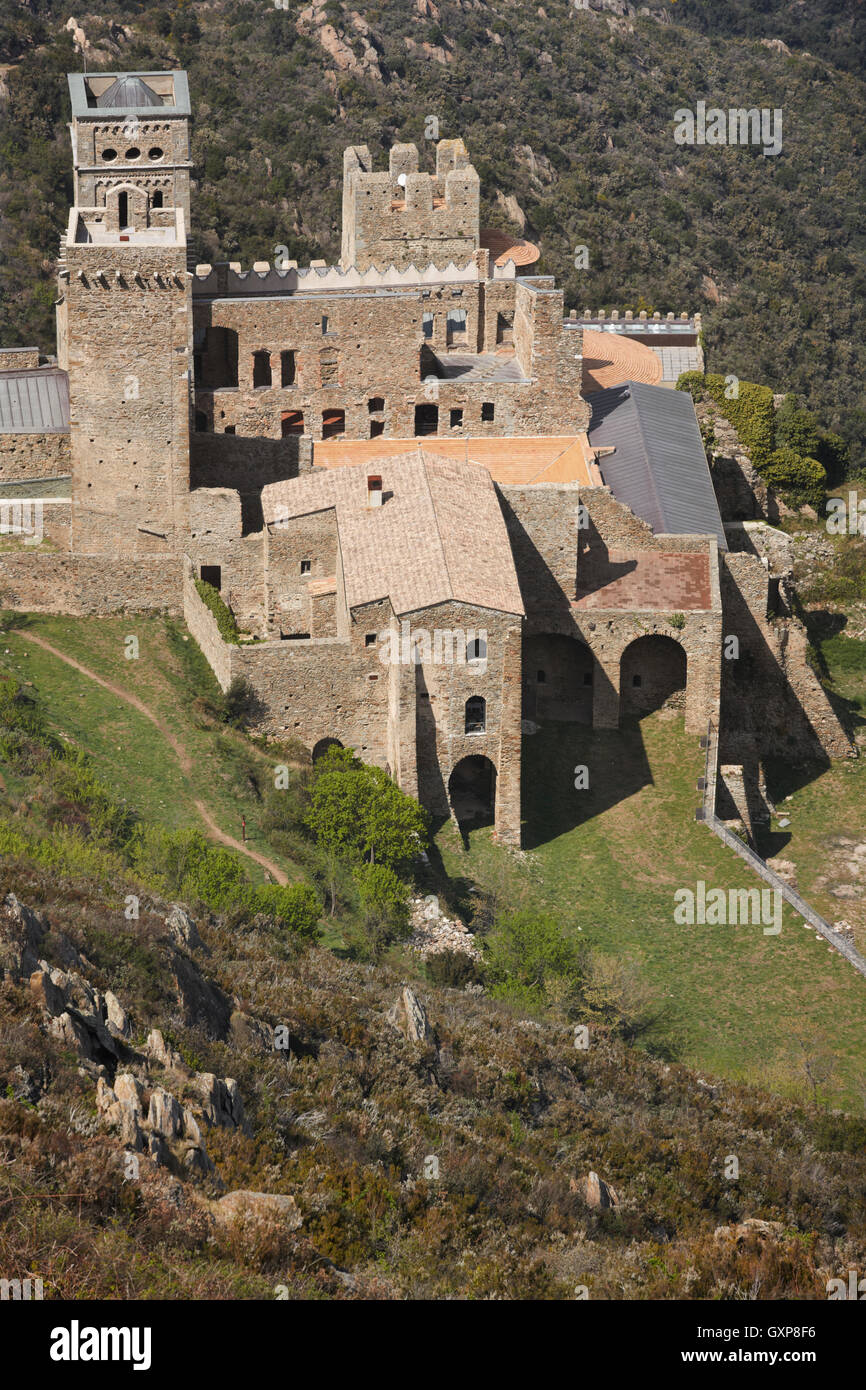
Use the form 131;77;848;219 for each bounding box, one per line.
367;474;383;508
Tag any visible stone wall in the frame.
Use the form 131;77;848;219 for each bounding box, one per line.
0;432;70;481
0;552;181;614
62;234;192;557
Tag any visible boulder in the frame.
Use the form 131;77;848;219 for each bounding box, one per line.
147;1086;183;1139
104;990;130;1038
114;1073;144;1110
213;1190;302;1230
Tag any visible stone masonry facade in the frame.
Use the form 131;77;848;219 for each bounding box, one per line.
0;70;852;848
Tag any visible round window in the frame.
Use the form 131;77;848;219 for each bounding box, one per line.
101;148;117;161
148;147;164;160
125;147;141;160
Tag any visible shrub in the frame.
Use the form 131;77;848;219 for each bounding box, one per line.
763;447;826;510
249;881;321;938
194;579;241;644
350;862;411;960
704;373;776;473
484;909;584;1015
220;675;262;727
130;824;249;911
775;394;821;459
426;949;482;990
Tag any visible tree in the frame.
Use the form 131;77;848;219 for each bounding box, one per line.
305;746;429;868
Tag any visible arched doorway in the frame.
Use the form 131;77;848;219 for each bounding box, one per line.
448;755;496;830
522;633;594;722
312;737;343;763
619;635;686;719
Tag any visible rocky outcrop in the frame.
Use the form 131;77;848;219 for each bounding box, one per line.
387;987;432;1044
164;904;203;952
583;1170;619;1210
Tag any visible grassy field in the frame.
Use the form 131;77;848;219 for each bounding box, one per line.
0;612;301;885
435;709;866;1110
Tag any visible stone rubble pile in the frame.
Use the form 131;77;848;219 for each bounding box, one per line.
408;895;482;960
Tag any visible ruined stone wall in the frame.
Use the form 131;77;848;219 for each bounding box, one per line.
62;237;192;557
0;433;70;481
720;552;851;761
0;349;40;371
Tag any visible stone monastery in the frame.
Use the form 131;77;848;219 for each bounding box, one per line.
0;71;851;845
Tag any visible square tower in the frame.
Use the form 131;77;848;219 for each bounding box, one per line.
67;71;192;231
340;138;480;271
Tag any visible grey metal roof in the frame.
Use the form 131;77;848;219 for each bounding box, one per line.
96;75;163;109
588;380;727;550
0;369;70;434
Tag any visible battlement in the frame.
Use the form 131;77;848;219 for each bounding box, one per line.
189;255;520;299
341;138;480;272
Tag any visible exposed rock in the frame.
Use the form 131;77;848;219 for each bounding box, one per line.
145;1029;187;1073
583;1170;619;1209
193;1072;246;1130
165;904;203;952
387;986;432;1043
148;1086;183;1140
114;1073;144;1109
213;1190;303;1230
104;990;130;1038
172;954;231;1038
1;893;47;980
408;897;481;960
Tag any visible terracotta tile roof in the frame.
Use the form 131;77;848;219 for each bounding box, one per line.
574;551;712;611
480;229;541;267
262;452;525;618
313;435;598;486
581;329;663;393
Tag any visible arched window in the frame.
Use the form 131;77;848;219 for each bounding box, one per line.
152;190;163;208
466;636;487;662
465;696;486;734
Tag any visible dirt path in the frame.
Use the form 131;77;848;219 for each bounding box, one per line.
19;630;288;885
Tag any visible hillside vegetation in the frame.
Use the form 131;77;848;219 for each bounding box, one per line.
0;0;864;465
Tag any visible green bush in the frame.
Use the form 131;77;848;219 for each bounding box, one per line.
194;579;241;644
484;909;584;1015
704;373;776;473
426;949;482;990
249;881;321;938
130;824;249;911
220;675;262;727
763;447;827;509
775;394;821;459
350;862;411;960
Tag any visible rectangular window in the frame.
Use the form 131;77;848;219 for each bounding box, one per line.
280;350;296;386
450;408;463;429
482;401;495;422
422;311;434;339
253;350;272;389
200;564;221;590
365;633;377;647
300;559;311;575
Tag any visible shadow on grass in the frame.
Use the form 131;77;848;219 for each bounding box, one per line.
522;718;654;851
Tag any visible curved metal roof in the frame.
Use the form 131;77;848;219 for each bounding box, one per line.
96;76;162;109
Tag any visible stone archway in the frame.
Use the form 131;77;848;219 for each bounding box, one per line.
619;634;687;719
312;737;343;762
448;755;497;829
522;633;594;722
